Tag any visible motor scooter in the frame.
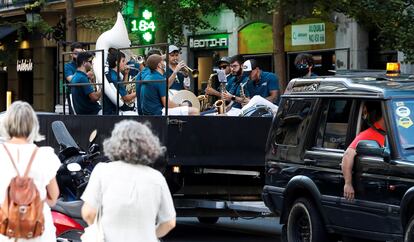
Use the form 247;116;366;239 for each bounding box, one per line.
50;120;106;241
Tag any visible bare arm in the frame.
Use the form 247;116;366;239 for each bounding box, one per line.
266;90;279;103
156;219;176;238
66;75;74;83
122;92;136;103
46;178;59;207
88;90;102;102
341;147;357;200
81;202;97;225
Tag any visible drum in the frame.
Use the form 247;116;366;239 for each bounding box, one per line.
169;89;201;110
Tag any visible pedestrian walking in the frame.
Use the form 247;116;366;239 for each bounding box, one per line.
0;101;60;242
81;120;176;242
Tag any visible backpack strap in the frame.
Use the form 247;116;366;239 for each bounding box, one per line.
3;144;20;177
23;147;39;178
3;144;38;178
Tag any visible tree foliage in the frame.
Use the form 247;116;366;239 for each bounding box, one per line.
117;0;414;62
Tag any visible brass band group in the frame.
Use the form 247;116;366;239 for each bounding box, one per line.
63;42;286;116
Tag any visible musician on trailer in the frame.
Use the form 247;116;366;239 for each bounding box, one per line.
222;55;250;109
141;54;199;116
71;52;102;115
204;56;231;104
135;49;163;115
243;59;279;104
103;50;136;115
166;45;190;91
64;42;84;114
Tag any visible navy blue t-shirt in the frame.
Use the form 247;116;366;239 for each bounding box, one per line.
141;70;167;115
71;71;101;115
226;73;250;109
246;71;279;103
166;67;185;90
103;69;128;115
135;67;151;115
64;61;77;81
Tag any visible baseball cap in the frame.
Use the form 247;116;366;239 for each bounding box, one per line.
168;45;181;54
242;59;258;73
217;57;230;65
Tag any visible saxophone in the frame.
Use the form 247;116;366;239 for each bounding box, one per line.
197;73;216;111
213;82;227;115
240;82;248;107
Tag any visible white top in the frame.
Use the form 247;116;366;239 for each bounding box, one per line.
0;143;61;242
81;161;176;242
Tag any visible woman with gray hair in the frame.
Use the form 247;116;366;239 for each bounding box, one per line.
0;101;60;241
81;120;176;242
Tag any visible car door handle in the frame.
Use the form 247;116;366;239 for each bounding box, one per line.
304;159;317;165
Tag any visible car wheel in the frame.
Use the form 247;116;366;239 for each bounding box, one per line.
405;215;414;242
287;197;327;242
280;224;288;242
197;217;219;224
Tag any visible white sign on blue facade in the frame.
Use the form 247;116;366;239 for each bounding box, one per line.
291;23;326;46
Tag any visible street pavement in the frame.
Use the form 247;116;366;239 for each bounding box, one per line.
163;217;282;242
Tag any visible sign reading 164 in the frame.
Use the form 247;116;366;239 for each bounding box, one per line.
130;19;155;32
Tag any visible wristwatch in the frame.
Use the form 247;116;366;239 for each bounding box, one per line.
231;95;236;101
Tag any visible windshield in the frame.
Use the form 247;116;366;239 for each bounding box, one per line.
392;100;414;152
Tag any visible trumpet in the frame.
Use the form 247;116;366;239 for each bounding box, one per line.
174;60;199;78
182;65;199;78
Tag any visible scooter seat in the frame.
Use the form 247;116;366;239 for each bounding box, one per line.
52;200;84;219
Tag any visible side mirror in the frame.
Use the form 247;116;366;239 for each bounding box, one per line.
88;130;97;145
356;140;390;162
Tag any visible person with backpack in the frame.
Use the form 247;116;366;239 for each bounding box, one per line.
0;101;60;241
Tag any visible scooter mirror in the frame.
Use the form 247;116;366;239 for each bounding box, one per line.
67;163;82;172
89;130;97;144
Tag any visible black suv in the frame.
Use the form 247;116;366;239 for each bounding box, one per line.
262;75;414;242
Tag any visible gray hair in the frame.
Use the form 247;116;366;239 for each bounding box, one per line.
103;120;164;165
0;101;44;143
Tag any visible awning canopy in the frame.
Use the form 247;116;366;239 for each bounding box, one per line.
0;26;17;41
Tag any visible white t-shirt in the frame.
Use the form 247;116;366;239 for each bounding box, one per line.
81;161;176;242
0;143;61;242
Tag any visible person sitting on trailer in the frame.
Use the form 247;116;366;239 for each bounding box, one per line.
103;50;136;115
140;54;199;116
222;55;250;109
71;52;102;115
243;59;280;104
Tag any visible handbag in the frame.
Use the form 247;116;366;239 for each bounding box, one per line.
81;206;104;242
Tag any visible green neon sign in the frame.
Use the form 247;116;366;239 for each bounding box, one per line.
128;9;156;44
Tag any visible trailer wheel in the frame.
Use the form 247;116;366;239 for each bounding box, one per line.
197;217;219;224
287;198;327;242
405;215;414;242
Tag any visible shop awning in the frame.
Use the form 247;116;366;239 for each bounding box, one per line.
0;26;17;41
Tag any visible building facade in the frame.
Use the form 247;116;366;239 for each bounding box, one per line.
0;0;119;112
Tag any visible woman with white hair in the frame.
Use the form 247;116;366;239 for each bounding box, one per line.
0;101;60;241
81;120;176;242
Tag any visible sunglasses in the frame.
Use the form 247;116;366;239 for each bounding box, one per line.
219;65;228;69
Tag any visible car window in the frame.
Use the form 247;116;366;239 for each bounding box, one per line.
316;99;352;150
274;98;315;146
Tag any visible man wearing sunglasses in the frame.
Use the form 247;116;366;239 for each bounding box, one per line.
71;52;102;115
204;57;231;101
